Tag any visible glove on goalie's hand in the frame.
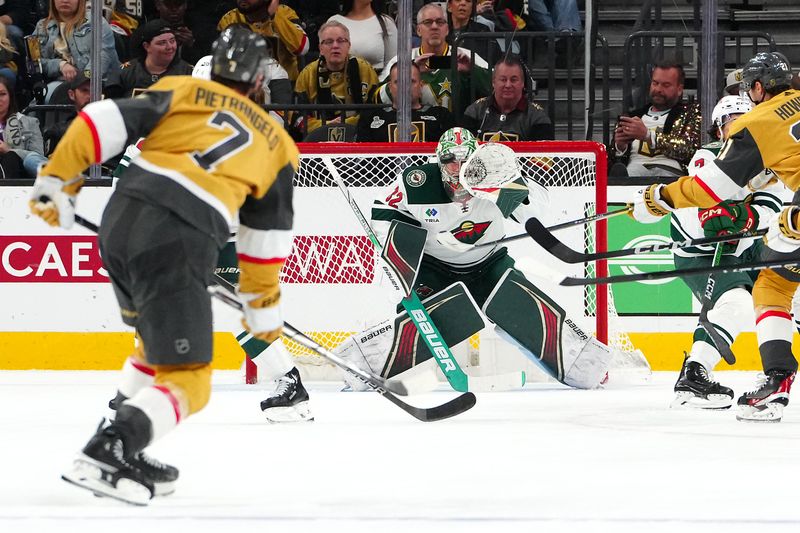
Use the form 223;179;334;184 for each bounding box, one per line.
765;206;800;254
698;200;758;253
29;175;84;229
630;183;673;223
239;291;283;344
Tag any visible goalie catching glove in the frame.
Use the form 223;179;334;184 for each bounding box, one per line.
764;206;800;254
698;199;758;253
630;183;674;224
29;175;85;229
459;142;532;218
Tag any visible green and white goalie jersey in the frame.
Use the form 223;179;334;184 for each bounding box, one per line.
371;162;549;267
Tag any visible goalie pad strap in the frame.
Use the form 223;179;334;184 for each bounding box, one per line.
483;269;611;389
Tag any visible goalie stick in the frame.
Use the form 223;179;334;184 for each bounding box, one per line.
525;217;767;263
207;279;476;422
436;206;632;251
321;157;473;392
517;255;800;286
74;215;476;421
697;243;736;365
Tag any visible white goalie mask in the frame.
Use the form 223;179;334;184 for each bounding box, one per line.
435;127;478;202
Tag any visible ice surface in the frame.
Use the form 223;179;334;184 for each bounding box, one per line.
2;371;799;533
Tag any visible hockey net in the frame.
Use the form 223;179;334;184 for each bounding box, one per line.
246;141;646;383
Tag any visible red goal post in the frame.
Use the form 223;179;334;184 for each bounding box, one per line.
246;140;614;382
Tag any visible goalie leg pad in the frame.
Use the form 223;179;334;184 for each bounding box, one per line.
334;282;485;391
483;269;612;389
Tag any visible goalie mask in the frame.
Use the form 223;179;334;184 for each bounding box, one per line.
436;127;477;202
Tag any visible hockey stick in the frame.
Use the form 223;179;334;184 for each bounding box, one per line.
322;157;471;392
517;255;800;286
75;213;476;419
206;277;476;422
696;243;736;364
73;215;414;397
525;216;767;263
436;206;632;251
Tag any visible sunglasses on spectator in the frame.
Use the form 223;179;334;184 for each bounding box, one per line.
320;37;350;46
419;18;448;27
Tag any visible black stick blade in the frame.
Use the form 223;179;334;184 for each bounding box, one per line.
525;218;587;263
401;392;476;422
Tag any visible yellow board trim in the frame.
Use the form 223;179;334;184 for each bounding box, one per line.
0;332;245;370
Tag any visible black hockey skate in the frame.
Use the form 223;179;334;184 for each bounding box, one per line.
736;370;796;423
260;367;314;423
62;424;154;506
671;354;733;410
108;397;180;496
127;450;179;496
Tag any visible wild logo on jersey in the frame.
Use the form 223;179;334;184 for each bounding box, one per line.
450;220;491;245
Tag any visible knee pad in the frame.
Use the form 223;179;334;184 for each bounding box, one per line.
154;363;213;416
753;269;798;311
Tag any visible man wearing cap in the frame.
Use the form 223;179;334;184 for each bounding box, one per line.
105;19;193;98
724;68;744;96
42;72;93;156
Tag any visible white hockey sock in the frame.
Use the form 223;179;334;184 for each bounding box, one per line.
117;356;156;399
756;310;794;371
123;386;182;444
250;339;295;381
689;287;753;371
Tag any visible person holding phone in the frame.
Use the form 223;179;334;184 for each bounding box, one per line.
375;2;490;116
610;59;701;177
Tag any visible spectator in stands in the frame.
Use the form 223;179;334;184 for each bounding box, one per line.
462;55;553;141
357;61;454;142
154;0;206;65
526;0;582;68
475;0;525;60
610;60;702;177
284;0;341;61
33;0;121;89
104;20;193;99
377;2;491;117
41;70;90;155
0;75;47;178
0;0;31;53
724;68;743;96
328;0;398;72
294;20;379;135
217;0;309;82
0;23;19;88
446;0;491;63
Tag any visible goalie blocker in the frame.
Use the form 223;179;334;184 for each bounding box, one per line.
337;272;612;390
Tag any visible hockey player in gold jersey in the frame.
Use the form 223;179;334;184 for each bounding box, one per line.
630;52;798;422
29;28;299;504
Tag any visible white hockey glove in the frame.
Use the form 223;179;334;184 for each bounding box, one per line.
630;183;673;224
764;206;800;254
29;175;85;229
238;291;283;344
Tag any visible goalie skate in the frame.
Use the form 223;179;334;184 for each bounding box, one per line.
62;426;154;506
260;367;314;423
670;355;733;410
736;370;795;423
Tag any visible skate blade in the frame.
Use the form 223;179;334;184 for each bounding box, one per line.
736;403;784;423
62;457;152;506
264;403;314;424
670;391;732;410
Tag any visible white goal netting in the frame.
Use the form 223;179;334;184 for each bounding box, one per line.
248;141;645;382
